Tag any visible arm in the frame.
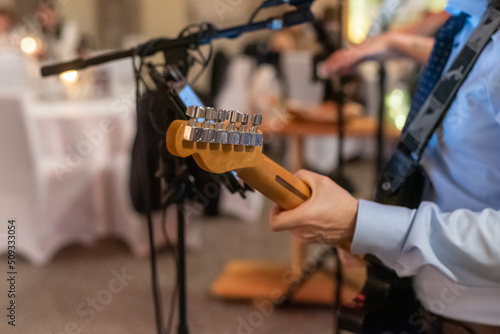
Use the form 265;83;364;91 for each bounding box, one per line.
319;32;434;76
394;10;450;36
319;10;450;76
270;171;500;287
353;200;500;287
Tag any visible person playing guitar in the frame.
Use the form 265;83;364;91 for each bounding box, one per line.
166;1;500;332
270;0;500;333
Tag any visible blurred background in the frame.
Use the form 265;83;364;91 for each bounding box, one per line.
0;0;446;333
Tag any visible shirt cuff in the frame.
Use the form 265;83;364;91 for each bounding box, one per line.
351;199;416;269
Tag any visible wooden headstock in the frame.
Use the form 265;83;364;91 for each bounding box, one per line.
166;107;265;174
167;106;310;211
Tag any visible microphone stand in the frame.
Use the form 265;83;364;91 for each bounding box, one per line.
162;163;193;334
365;0;405;179
40;5;316;334
311;1;353;193
41;7;314;77
329;0;355;193
376;64;386;176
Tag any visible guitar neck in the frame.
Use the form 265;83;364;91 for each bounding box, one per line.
236;155;310;211
236;155;353;251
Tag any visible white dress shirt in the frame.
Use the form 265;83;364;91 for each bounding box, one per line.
352;0;500;325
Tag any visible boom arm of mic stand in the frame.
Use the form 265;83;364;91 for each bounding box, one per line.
41;48;136;77
40;7;314;77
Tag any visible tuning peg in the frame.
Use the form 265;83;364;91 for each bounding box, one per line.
209;109;225;143
217;109;227;125
251;114;263;147
200;107;217;143
240;112;254;146
227;110;243;145
215;109;229;144
184;106;205;141
186;106;205;125
240;113;249;130
226;110;242;131
251;114;262;128
205;107;217;121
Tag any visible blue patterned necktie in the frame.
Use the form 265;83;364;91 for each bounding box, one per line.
403;13;468;130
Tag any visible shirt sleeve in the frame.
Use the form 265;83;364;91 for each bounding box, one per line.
351;199;500;287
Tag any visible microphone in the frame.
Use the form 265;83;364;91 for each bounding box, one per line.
262;0;314;9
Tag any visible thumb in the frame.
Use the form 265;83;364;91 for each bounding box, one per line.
295;169;324;191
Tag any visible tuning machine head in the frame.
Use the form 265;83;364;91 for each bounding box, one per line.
213;109;228;144
240;112;254;146
227;110;243;145
251;114;262;128
182;107;263;147
183;106;205;141
200;107;217;143
186;106;205;125
251;114;263;147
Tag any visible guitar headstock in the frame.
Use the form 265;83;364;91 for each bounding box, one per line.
167;106;264;174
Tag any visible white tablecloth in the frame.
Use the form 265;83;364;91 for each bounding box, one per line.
1;91;189;264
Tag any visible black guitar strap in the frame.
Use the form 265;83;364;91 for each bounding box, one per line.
377;5;500;202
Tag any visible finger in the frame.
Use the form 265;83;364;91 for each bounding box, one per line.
269;202;308;232
294;169;321;186
269;204;283;218
322;52;350;75
317;62;331;79
322;58;347;75
295;169;331;195
269;204;286;228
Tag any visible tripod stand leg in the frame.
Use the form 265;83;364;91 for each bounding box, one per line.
177;203;189;334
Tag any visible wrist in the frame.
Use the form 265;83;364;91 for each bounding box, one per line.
340;198;359;243
349;198;359;237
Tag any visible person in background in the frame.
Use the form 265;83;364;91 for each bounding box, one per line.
34;0;80;61
319;10;450;76
0;7;13;33
0;7;19;50
271;0;500;333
